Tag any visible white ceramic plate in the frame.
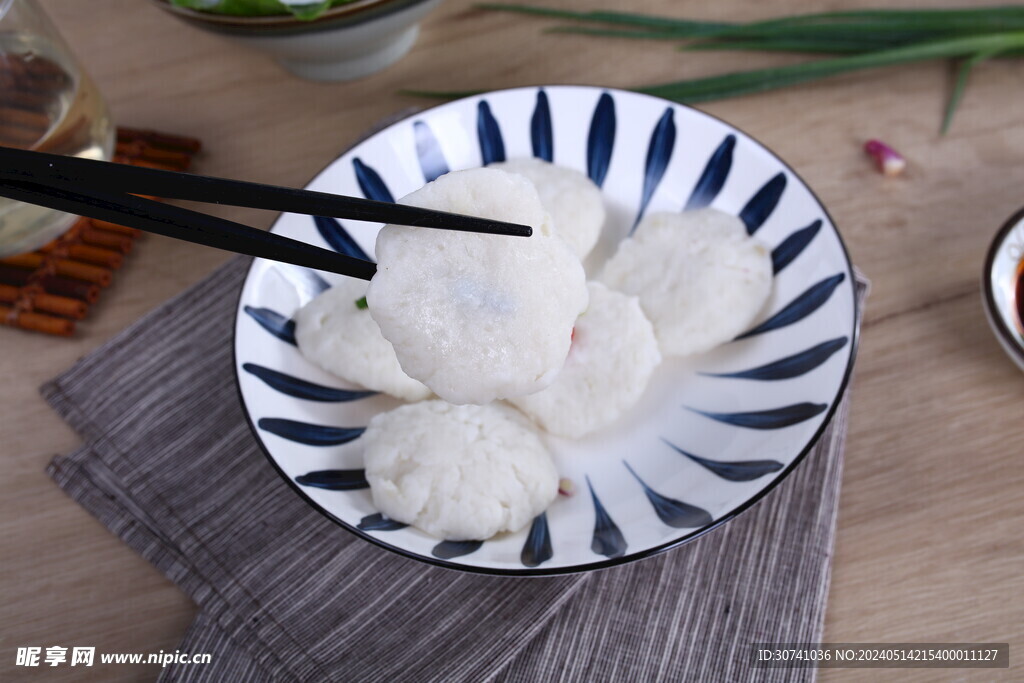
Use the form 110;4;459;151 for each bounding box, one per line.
233;86;858;575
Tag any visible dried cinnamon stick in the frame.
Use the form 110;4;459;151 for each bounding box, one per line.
0;265;95;294
112;154;187;173
115;140;192;170
37;290;88;319
0;284;88;320
53;258;112;286
0;303;74;336
117;127;202;154
80;226;133;254
0;265;31;286
35;290;88;319
0;252;43;270
0;283;23;302
0;88;52;110
0;105;51;131
18;56;70;83
36;274;99;303
0;55;70;96
88;219;140;237
0;253;113;286
66;244;123;269
40;242;123;269
0;123;43;147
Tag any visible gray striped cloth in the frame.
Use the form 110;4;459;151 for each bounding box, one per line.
44;257;866;682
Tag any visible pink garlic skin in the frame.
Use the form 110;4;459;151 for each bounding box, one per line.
864;139;906;176
558;478;575;497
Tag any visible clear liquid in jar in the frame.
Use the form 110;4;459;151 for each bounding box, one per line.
0;31;114;256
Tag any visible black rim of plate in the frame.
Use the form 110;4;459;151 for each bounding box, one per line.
232;85;861;577
983;206;1024;364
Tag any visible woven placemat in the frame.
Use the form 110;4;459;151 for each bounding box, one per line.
42;255;866;682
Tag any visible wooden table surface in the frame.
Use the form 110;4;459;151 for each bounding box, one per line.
2;0;1022;680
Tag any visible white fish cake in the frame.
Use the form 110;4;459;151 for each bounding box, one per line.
294;278;431;401
367;168;589;405
363;401;559;541
510;282;661;438
600;209;772;357
491;158;605;259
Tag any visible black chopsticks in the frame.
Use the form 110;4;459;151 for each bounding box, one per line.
0;147;534;281
0;178;378;280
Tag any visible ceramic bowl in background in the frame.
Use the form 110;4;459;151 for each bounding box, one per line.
233;86;859;575
983;207;1024;371
152;0;443;81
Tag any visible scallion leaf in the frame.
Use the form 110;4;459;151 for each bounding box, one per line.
449;5;1024;133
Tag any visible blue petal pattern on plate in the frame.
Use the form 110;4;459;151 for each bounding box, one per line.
737;273;846;340
243;306;296;345
586;92;615;187
257;418;365;445
414;120;449;182
772;219;822;274
703;337;848;381
433;540;484;559
633;107;676;229
353;157;394;203
531;89;553;162
295;469;369;490
624;461;713;527
587;477;627;558
358;513;407;531
313;215;372;261
691;402;828;429
520;512;553;568
242;363;376;402
477;100;506;165
685;134;735;210
740;172;787;234
662;439;784;481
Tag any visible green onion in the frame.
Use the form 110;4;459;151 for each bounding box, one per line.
544;26;698;41
459;4;1024;133
475;4;732;34
683;38;902;55
355;296;368;310
941;48;1003;134
638;33;1024;103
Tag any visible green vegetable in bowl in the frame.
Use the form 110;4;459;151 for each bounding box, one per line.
170;0;357;21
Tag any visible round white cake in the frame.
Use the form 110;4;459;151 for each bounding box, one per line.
491;157;605;260
599;209;773;356
510;282;661;438
294;278;431;401
367;168;589;405
362;401;559;541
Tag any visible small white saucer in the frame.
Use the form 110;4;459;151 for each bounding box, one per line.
983;208;1024;371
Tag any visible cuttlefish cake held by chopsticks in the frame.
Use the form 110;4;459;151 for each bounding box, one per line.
366;168;589;405
363;401;559;541
600;209;772;357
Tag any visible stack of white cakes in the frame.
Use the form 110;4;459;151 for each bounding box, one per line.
293;162;772;542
